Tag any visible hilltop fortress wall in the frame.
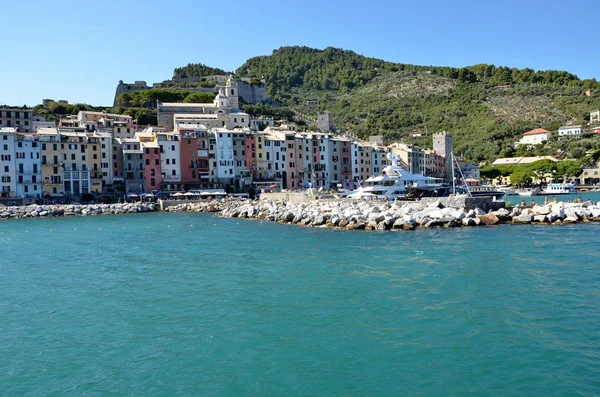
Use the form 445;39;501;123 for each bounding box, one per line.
113;76;268;106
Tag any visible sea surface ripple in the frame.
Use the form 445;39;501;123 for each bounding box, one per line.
1;213;599;396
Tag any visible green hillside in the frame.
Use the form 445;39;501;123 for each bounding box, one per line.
236;46;600;162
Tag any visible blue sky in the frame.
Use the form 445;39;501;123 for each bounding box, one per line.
2;0;598;107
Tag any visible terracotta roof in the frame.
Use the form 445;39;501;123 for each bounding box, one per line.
523;128;551;136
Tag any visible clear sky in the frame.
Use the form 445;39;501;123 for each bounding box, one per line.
2;0;598;107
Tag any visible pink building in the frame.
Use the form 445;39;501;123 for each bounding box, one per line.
140;140;162;193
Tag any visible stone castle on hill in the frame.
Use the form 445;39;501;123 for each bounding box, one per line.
114;75;268;106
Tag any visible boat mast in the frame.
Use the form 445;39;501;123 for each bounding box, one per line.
451;153;456;195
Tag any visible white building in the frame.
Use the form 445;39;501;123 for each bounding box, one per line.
516;128;552;146
15;134;42;202
212;128;235;183
458;163;480;181
157;131;181;190
0;128;17;200
250;116;275;131
351;141;360;186
558;125;584;137
159;75;249;131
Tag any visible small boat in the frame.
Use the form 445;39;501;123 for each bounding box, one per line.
463;185;506;199
495;185;517;195
538;183;577;195
516;188;540;196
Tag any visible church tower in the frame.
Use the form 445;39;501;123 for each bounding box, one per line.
225;74;239;110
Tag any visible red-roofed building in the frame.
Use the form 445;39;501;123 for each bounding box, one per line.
516;128;552;146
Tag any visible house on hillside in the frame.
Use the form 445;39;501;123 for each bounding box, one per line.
492;156;558;166
458;163;480;181
591;110;600;123
558;125;584;137
515;128;552;146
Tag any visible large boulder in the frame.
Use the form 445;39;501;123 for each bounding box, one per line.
492;208;511;221
533;214;548;223
513;214;533;224
477;213;499;226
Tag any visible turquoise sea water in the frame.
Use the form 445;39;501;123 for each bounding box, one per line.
1;213;600;396
503;190;600;206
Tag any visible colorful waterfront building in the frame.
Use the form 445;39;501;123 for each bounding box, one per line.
0;128;17;201
86;134;103;194
118;138;144;194
97;131;114;187
15;133;42;203
156;130;182;192
339;138;352;189
138;131;162;193
213;128;235;189
59;130;92;196
178;123;210;191
38;128;63;197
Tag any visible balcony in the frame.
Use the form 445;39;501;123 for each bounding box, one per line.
162;175;181;182
18;171;41;175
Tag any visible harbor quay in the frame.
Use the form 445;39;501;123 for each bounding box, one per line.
2;196;600;230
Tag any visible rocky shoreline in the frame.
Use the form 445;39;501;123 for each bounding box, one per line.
0;202;158;220
2;198;600;231
218;199;600;230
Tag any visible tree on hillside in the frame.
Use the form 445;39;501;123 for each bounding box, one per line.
183;92;215;103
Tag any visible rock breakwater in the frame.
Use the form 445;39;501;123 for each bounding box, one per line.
0;202;157;220
219;199;600;230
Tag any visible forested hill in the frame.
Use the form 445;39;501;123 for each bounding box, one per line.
173;63;229;79
234;46;600;163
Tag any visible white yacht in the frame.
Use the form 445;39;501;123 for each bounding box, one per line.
539;183;577;195
346;154;443;200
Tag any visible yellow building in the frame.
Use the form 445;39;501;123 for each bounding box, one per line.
255;134;267;178
38;128;63;197
86;134;103;193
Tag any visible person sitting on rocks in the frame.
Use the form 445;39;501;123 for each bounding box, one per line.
544;196;549;205
530;200;536;207
521;200;526;207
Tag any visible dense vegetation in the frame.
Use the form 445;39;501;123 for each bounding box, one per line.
32;101;105;121
115;90;214;108
173;63;228;80
235;46;600;162
480;148;600;185
481;159;584;186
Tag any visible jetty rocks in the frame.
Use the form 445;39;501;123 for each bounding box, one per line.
219;199;600;231
0;202;157;220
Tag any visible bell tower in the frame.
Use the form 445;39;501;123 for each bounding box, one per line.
226;74;239;110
